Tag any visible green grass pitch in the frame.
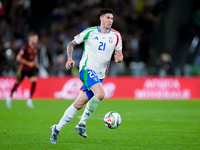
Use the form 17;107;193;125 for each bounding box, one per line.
0;100;200;150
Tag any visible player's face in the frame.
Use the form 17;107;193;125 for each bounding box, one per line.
101;13;114;29
29;35;38;45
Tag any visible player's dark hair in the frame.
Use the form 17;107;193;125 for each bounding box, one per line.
99;8;114;17
26;32;38;42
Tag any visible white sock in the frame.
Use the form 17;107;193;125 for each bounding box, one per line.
56;104;78;131
79;96;100;125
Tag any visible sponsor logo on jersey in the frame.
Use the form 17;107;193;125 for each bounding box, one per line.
93;36;99;40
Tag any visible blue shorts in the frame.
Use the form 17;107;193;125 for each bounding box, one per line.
79;69;103;99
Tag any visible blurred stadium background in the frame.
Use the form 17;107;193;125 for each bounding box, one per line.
0;0;200;100
1;1;200;149
0;0;200;77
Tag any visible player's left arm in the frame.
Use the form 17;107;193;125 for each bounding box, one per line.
114;32;123;63
114;50;123;63
34;54;39;68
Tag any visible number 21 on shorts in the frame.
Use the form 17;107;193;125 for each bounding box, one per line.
88;70;97;78
98;42;106;51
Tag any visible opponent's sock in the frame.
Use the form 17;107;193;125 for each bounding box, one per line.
30;82;36;98
56;104;78;131
10;83;19;97
78;96;100;125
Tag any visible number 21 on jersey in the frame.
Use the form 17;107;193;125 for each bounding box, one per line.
98;42;106;51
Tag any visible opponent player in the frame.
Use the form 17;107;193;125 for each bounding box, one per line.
6;33;39;109
50;8;123;144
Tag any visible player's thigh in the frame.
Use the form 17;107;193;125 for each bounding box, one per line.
16;70;25;84
73;91;89;110
29;76;37;82
90;83;105;100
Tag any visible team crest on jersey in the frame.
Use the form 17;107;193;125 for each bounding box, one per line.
109;37;113;43
93;77;98;81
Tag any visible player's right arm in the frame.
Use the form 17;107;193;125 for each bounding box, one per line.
66;28;92;70
16;47;35;68
65;39;78;70
16;54;34;67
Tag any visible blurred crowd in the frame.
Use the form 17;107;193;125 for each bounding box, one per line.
0;0;170;76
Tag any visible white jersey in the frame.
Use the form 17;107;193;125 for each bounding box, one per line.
74;26;122;79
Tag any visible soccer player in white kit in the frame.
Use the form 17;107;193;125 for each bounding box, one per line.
50;8;123;144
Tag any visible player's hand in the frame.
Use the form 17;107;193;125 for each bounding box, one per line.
66;58;75;70
27;61;35;67
34;62;39;68
114;53;123;63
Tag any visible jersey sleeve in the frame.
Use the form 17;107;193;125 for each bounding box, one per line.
115;33;122;51
74;33;83;44
74;27;95;44
74;30;89;44
18;44;27;56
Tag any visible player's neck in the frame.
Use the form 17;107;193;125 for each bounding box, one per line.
99;26;110;34
28;42;34;48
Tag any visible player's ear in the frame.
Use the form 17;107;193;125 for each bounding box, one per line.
100;16;103;21
26;35;30;43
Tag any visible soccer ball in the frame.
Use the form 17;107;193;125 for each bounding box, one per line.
104;111;121;129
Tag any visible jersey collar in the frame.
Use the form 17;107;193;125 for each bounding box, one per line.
97;26;111;34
